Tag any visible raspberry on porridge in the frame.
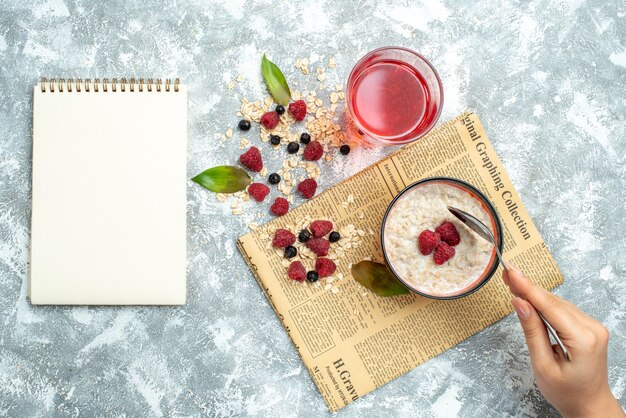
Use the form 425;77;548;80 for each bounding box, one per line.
382;180;497;296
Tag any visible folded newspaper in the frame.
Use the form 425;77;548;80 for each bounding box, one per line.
237;112;563;412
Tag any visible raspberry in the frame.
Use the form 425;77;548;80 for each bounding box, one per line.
418;230;440;255
297;179;317;199
272;229;296;247
270;197;289;216
310;220;333;237
315;258;336;277
261;111;279;129
287;261;306;282
288;99;307;121
303;141;323;161
435;221;461;246
307;237;330;256
239;146;263;172
247;183;270;202
433;242;456;265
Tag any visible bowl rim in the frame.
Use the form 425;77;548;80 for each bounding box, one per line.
380;177;504;300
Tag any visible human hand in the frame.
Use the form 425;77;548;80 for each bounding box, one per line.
502;265;624;418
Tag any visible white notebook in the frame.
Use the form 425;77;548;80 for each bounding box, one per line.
30;78;187;305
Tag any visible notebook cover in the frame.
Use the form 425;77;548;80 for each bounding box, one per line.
30;79;187;305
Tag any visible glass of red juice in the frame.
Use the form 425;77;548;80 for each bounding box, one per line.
345;47;443;145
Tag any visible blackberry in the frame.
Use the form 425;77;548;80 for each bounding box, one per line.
298;229;311;243
275;104;285;115
306;271;319;283
268;173;281;184
270;134;281;146
238;119;251;131
284;246;297;258
329;231;341;243
300;133;311;144
340;144;351;155
287;142;300;154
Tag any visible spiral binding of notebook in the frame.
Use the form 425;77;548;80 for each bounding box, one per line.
39;78;181;93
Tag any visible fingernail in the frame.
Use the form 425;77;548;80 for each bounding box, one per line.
507;262;521;273
512;298;530;320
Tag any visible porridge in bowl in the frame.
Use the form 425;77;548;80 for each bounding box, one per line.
382;179;500;298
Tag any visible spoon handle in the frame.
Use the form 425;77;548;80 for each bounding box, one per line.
496;251;571;361
537;311;571;361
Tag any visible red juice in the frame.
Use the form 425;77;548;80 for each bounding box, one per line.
346;48;443;145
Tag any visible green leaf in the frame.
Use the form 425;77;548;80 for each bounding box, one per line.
351;261;409;297
191;166;252;193
261;54;291;106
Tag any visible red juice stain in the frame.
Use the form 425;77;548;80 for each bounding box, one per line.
350;60;433;141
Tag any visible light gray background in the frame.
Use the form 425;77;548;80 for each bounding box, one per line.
0;0;624;416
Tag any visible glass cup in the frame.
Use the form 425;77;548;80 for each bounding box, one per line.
345;47;443;146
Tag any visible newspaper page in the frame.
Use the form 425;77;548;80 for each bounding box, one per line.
237;112;563;412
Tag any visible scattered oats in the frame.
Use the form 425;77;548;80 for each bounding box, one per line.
347;194;354;203
236;74;244;82
296;57;310;75
357;230;366;237
325;154;332;162
328;253;337;260
216;193;227;202
260;167;268;177
341;202;349;209
232;207;243;215
358;212;365;219
325;283;332;290
248;223;258;230
314;98;323;107
338;91;345;100
331;287;339;294
239;138;250;149
317;73;326;82
337;273;344;280
369;228;375;235
259;233;269;240
282;259;291;268
227;80;236;90
330;92;338;104
328;57;337;68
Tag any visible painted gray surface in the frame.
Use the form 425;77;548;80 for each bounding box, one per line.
0;0;624;416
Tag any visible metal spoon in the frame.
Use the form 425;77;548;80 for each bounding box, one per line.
447;206;570;361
